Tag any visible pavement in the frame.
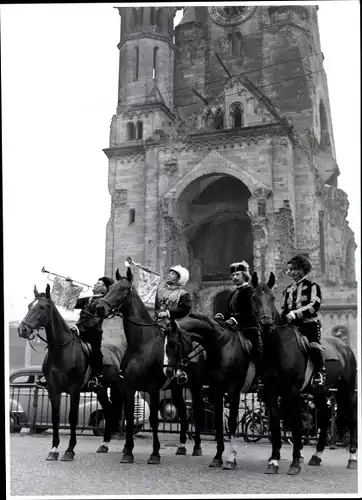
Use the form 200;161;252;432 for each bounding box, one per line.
9;431;358;497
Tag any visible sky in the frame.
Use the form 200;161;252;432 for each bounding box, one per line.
2;1;361;322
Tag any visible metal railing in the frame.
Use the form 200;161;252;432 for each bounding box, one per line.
9;383;351;446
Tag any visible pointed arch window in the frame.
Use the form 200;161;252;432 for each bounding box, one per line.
153;47;159;79
136;121;143;140
129;209;136;225
127;122;135;140
229;102;243;128
133;46;139;81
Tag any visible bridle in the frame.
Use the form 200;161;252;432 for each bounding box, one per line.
98;286;161;328
21;299;75;348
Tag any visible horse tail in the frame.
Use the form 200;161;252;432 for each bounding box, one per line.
335;345;357;438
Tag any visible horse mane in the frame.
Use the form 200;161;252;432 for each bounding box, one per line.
188;313;217;328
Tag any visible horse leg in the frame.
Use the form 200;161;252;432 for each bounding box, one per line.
308;392;330;467
147;390;161;464
191;383;203;456
61;389;81;461
286;390;303;475
171;386;188;456
263;391;281;474
347;389;357;469
223;389;240;470
120;388;135;463
46;389;61;461
96;386;116;453
208;387;224;468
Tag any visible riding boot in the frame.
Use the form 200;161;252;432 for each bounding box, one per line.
249;329;263;390
310;345;326;388
88;348;104;389
37;376;48;389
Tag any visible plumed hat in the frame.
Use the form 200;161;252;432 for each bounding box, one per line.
98;276;114;290
170;265;190;287
230;261;250;274
287;255;312;274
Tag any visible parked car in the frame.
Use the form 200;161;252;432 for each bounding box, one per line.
9;366;150;435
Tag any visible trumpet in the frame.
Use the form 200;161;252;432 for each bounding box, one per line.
125;257;167;279
41;267;92;290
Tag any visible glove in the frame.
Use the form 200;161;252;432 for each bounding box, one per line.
157;311;169;319
214;313;224;320
286;311;296;321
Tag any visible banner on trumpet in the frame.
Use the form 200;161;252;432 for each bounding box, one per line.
51;277;83;311
135;268;162;308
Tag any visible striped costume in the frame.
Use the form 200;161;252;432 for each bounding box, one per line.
281;277;322;342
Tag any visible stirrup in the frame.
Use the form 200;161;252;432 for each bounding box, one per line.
88;375;103;390
311;372;325;388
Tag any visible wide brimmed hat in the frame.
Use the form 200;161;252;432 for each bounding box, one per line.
230;261;250;274
98;276;114;290
170;265;190;287
287;255;312;274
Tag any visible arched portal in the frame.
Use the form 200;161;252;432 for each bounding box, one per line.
213;290;231;315
175;174;253;282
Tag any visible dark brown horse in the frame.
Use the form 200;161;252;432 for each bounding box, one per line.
18;284;125;461
249;272;357;474
166;312;254;469
96;267;166;464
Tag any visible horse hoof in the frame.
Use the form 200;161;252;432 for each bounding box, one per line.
308;455;322;466
347;459;357;469
209;458;223;468
147;454;160;465
120;454;134;464
96;445;109;453
61;451;75;462
287;462;301;475
223;460;236;470
192;447;202;457
46;451;59;461
175;447;187;456
265;463;279;474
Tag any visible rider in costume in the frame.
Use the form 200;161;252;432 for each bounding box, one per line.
155;265;192;384
281;254;326;388
214;261;263;384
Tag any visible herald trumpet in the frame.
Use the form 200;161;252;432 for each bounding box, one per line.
41;267;92;290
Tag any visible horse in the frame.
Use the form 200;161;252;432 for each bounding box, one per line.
18;284;125;461
96;266;168;464
165;311;254;469
248;271;357;474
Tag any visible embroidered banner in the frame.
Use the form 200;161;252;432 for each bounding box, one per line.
136;268;162;308
51;277;83;311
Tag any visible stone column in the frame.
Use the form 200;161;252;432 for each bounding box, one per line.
248;188;271;279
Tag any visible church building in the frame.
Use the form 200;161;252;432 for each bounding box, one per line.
103;6;357;352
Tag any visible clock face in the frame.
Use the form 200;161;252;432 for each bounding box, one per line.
208;6;256;26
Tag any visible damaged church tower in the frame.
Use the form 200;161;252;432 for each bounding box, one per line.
103;6;357;352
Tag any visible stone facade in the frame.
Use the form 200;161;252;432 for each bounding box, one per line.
102;6;357;354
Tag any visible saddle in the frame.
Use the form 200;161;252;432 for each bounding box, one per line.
292;325;340;391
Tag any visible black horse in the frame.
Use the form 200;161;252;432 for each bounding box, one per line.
165;312;254;469
96;267;168;464
249;272;357;474
18;284;125;461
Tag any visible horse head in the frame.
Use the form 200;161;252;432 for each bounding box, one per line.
250;272;276;331
18;284;52;339
96;267;133;318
